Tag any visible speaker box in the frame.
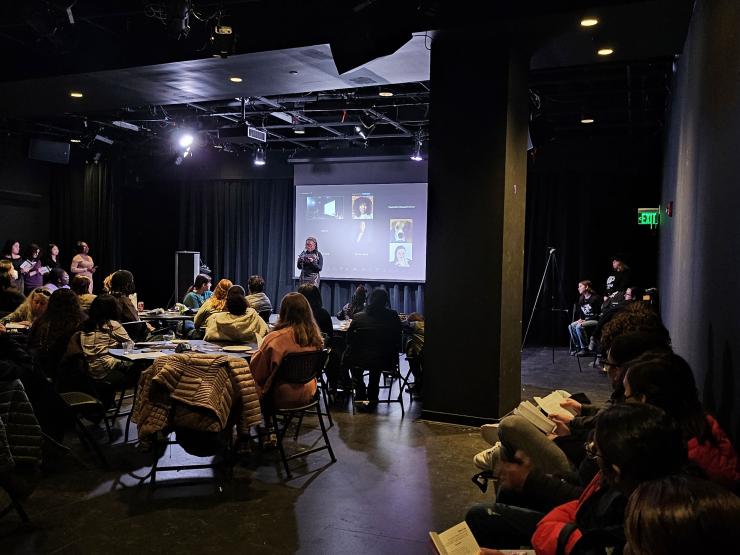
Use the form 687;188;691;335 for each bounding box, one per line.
28;138;70;164
175;251;200;303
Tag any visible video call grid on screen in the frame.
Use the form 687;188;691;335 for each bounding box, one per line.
294;183;427;282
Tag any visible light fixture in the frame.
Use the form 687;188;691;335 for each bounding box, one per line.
229;76;243;83
580;114;595;124
70;139;81;143
580;17;599;27
178;133;194;148
410;138;423;161
69;92;83;98
597;48;614;56
379;90;393;97
294;125;306;134
354;125;367;140
253;146;266;166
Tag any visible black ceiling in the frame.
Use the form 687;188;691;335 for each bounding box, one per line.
0;0;693;160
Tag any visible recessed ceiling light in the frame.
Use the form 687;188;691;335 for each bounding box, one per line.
69;92;83;98
379;90;393;97
229;76;243;83
580;18;599;27
289;70;299;75
597;48;614;56
580;118;595;124
70;139;81;143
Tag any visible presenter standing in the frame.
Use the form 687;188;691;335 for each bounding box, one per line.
297;236;323;286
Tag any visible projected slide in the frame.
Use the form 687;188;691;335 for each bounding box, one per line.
294;183;427;281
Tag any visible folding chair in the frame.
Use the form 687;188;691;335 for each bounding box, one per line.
270;350;336;479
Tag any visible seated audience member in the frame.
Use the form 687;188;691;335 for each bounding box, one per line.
70;275;96;312
466;404;687;552
623;353;740;489
0;322;68;442
0;261;25;314
336;285;366;320
45;268;70;293
102;272;114;294
78;295;138;389
342;288;401;408
297;283;333;337
182;273;212;310
42;243;61;271
193;278;232;330
249;292;324;440
2;239;24;291
246;275;273;316
20;243;44;296
589;286;639;352
109;270;139;323
27;289;86;380
204;285;268;343
1;287;50;325
625;475;740;555
567;280;600;356
403;312;425;395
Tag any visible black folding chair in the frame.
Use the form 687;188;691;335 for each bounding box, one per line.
270;350;336;479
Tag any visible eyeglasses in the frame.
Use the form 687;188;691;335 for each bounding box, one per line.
584;441;602;460
33;288;51;297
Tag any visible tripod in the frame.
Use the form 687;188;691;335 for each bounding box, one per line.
521;247;570;363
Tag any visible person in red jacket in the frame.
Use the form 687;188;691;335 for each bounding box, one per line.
531;403;687;555
623;352;740;490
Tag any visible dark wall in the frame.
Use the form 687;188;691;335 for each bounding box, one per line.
0;135;52;253
659;0;740;442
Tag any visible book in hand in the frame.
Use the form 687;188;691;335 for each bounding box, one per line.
513;400;556;435
20;260;34;272
533;389;574;418
429;521;535;555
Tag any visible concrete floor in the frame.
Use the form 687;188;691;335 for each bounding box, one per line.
1;348;609;554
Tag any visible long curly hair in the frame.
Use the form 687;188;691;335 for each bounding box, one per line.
601;302;670;353
29;289;85;355
209;279;233;311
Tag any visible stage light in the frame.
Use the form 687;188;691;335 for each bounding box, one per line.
253;146;266;166
354;125;367;140
379;90;393;97
410;139;423;161
580;116;595;124
229;76;243;83
580;17;598;27
178;133;194;148
597;48;614;56
70;92;83;98
294;125;306;134
70;139;81;143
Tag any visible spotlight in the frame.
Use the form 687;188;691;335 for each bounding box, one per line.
70;139;81;143
410;139;423;161
178;133;194;148
354;125;367;140
580;114;595;124
229;76;243;83
378;90;393;97
294;125;306;135
253;146;266;166
580;17;598;27
70;91;83;98
597;48;614;56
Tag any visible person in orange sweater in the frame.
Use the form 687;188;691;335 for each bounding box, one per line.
250;292;324;415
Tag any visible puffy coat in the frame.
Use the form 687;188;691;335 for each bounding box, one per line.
689;414;740;489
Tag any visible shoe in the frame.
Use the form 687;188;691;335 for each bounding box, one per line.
473;441;503;475
260;428;277;450
577;349;592;357
480;423;499;446
569;350;578;356
588;338;597;352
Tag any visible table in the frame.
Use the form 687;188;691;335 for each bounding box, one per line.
268;313;350;333
138;310;194;321
109;339;258;361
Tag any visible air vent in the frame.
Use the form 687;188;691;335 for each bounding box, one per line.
247;127;267;142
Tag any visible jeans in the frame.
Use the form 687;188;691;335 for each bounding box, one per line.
568;320;597;349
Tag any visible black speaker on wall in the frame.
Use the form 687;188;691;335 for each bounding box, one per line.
175;251;200;303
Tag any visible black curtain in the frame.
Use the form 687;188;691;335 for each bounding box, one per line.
50;161;122;292
177;178;296;307
522;165;660;345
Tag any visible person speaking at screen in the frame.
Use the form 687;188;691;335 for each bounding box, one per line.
297;236;323;286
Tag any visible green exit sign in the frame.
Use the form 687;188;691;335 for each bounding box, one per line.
637;207;660;228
